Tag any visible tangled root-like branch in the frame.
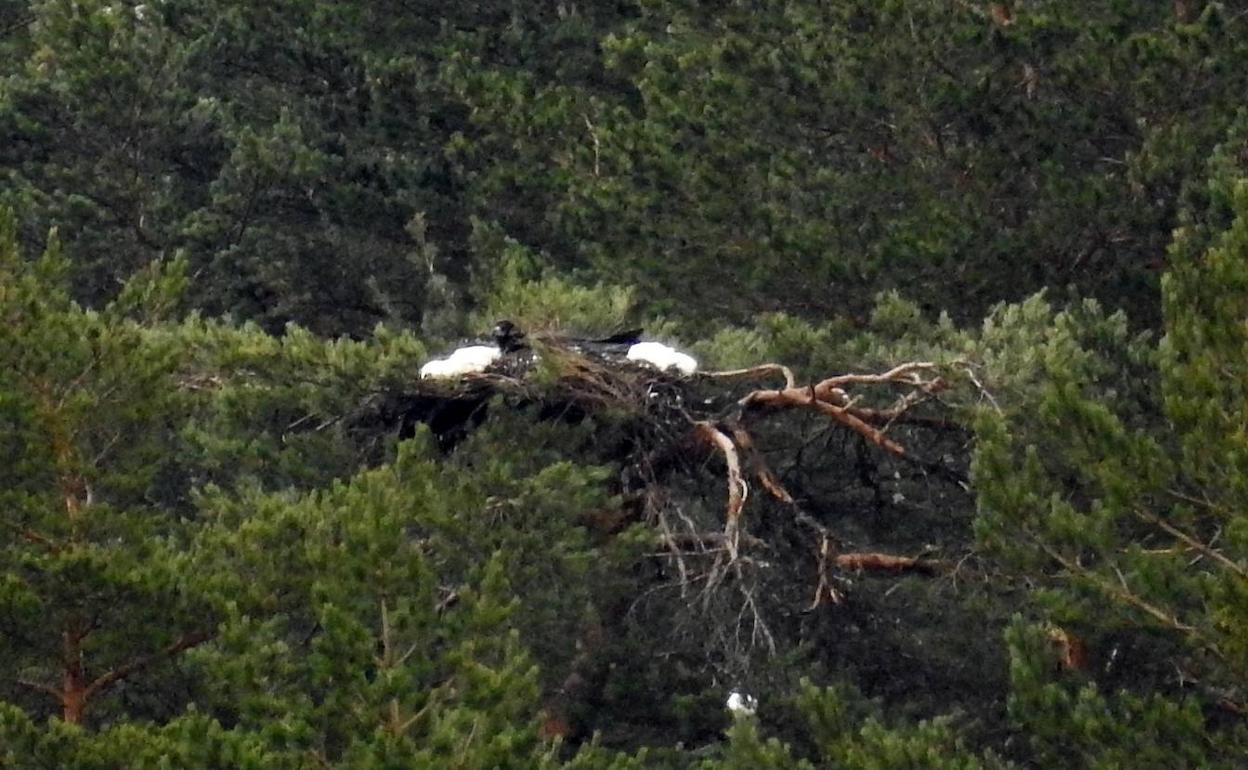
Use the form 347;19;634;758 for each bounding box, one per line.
730;360;951;457
403;356;964;644
686;362;959;620
694;421;747;560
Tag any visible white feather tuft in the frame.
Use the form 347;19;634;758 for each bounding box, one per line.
626;342;698;375
420;344;502;379
726;690;758;716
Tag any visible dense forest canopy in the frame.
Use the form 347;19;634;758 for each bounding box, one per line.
3;1;1248;767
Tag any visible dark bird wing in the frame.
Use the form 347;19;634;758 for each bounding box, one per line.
591;328;644;345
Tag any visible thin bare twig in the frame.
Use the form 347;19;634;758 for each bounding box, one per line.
1036;539;1211;647
82;629;213;702
704;363;797;390
1134;509;1247;579
16;678;61;699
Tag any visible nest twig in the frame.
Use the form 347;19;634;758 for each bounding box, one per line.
684;361;959;622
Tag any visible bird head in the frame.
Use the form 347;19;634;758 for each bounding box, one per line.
492;320;526;352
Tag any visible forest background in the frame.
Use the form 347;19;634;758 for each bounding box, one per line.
3;1;1248;767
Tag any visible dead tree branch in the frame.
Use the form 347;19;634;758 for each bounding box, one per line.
82;630;213;703
809;535;843;609
736;361;954;458
835;552;945;575
741;386;908;456
659;531;766;551
704;364;797;390
694;422;747;561
729;424;795;504
1134;508;1248;579
1035;537;1218;657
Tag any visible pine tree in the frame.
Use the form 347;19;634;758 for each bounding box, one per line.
0;209;208;726
971;121;1248;766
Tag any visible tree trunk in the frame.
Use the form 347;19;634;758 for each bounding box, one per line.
61;627;88;725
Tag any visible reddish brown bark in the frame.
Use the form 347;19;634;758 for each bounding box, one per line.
60;627;88;724
694;422;747;558
741;386;907;456
729;425;796;504
835;552;944;575
1045;625;1088;671
19;628;212;724
538;713;572;740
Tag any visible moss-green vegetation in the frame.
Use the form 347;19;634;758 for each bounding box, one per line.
3;2;1248;766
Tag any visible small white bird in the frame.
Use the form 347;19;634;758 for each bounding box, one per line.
726;690;758;717
626;341;698;375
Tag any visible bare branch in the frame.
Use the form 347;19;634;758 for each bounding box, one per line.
16;678;62;700
955;361;1002;414
808;535;843;609
1;519;63;554
729;425;795;504
815;361;941;392
704;363;797;390
658;531;766;551
835;552;945;575
582;114;602;177
82;630;213;702
1036;539;1212;648
693;422;747;560
1134;509;1247;579
741;386;908;456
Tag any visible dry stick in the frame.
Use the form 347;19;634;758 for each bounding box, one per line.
582;114;601;177
694;421;767;624
15;678;61;699
394;679;454;736
703;364;797;390
741;387;907;456
815;361;941;392
728;425;795;504
651;487;693;596
693;422;747;561
808;535;843;609
808;548;946;610
876;387;939;433
1134;508;1248;579
81;630;213;703
734;559;777;654
835;552;945;575
956;361;1003;415
660;531;765;551
1036;539;1213;646
1166;487;1232;518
